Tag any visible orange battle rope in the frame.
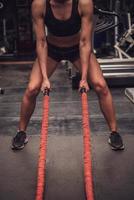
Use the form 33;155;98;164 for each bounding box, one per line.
35;89;50;200
80;87;94;200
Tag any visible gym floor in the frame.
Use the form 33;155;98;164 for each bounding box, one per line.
0;63;134;200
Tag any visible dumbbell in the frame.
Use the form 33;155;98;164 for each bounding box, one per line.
0;88;5;94
72;72;81;90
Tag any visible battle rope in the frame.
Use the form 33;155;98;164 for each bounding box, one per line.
35;87;94;199
35;89;50;200
80;87;94;200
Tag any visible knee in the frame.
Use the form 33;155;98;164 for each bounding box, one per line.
93;81;109;96
26;84;40;98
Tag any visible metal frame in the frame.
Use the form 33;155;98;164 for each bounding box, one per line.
95;1;134;81
98;58;134;78
94;6;120;34
114;13;134;59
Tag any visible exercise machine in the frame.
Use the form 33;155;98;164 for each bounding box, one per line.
70;1;134;88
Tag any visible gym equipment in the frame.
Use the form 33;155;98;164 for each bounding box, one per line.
115;13;134;59
36;89;50;200
98;8;134;86
80;87;94;200
0;88;4;94
125;88;134;103
94;6;120;34
36;87;95;200
72;72;81;90
0;0;8;14
64;60;73;79
0;0;34;58
0;1;8;55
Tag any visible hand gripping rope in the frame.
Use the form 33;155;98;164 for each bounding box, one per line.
35;88;50;200
80;87;94;200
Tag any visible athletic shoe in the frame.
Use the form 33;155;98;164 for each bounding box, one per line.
108;132;124;150
12;131;28;150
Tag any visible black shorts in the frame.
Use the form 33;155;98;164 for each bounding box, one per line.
47;41;80;62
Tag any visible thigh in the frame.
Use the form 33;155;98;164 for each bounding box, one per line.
88;53;106;85
73;53;106;86
29;56;58;88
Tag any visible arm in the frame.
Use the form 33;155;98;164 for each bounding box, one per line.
79;0;93;82
32;0;48;81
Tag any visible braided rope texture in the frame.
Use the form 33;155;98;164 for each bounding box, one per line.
36;95;49;200
81;92;94;200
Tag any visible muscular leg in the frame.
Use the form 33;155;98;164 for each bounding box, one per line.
73;53;117;132
18;57;58;132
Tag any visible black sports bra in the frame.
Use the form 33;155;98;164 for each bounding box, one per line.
44;0;81;37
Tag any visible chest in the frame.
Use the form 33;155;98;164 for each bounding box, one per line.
50;0;73;21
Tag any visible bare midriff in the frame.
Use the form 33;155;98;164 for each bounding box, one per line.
47;31;80;47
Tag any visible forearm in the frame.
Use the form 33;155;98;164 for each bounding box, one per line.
80;42;91;80
36;40;48;80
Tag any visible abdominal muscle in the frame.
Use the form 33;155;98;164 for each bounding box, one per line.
46;31;80;47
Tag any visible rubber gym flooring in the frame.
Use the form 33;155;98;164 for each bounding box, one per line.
0;63;134;200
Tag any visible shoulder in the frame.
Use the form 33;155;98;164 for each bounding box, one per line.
78;0;93;15
79;0;93;6
32;0;45;8
32;0;46;17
